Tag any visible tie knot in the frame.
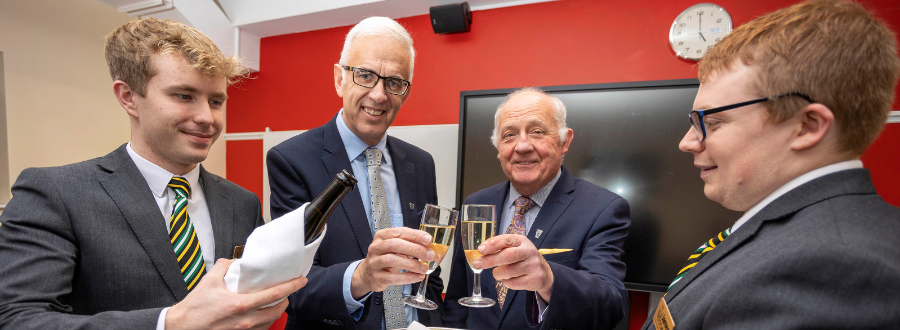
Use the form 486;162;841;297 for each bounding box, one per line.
168;177;191;198
514;196;536;215
365;148;383;167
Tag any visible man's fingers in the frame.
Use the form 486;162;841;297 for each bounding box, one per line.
370;253;429;274
375;270;426;288
491;259;531;282
371;237;435;262
246;299;289;330
374;227;432;245
479;234;523;255
477;244;530;269
246;276;308;308
208;258;234;277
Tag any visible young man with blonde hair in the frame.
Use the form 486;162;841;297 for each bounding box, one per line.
0;18;306;330
644;0;900;328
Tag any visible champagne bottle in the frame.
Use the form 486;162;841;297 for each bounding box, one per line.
304;169;357;244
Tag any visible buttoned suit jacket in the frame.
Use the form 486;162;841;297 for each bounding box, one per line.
0;144;264;330
267;115;443;330
443;166;630;330
641;169;900;329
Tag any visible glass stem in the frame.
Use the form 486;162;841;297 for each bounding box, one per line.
416;274;430;298
472;271;483;298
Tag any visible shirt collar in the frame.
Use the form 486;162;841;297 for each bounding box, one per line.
126;142;202;198
732;159;863;231
336;109;389;164
506;168;563;210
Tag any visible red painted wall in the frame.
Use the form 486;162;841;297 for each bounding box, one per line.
226;0;900;203
225;0;900;328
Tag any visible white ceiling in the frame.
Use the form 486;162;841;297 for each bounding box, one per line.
93;0;556;71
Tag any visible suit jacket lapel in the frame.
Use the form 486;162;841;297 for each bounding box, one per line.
322;117;373;255
528;167;575;248
201;166;235;260
97;145;188;300
665;169;877;302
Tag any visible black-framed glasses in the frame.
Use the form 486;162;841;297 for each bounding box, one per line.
342;66;411;96
689;92;815;142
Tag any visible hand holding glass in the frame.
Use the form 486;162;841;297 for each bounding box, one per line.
458;204;497;307
402;204;457;310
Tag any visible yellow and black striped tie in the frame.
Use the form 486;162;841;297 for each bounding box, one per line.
168;177;206;291
667;227;732;292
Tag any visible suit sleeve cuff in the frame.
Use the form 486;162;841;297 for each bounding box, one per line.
343;259;371;320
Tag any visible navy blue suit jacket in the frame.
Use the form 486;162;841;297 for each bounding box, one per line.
444;166;630;330
267;115;443;329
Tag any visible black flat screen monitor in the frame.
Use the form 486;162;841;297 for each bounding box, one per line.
456;79;742;292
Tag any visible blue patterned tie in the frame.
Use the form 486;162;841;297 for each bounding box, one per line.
365;148;407;329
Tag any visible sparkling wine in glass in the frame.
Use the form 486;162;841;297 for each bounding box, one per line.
458;204;497;307
402;204;458;310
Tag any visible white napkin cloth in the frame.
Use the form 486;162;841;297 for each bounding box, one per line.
224;202;324;305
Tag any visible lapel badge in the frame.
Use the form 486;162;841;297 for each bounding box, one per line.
409;203;415;211
535;229;544;238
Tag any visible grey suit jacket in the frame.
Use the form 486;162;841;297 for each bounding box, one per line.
642;169;900;329
0;144;264;330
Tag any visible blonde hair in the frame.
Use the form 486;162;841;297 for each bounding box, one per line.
105;18;249;96
699;0;900;155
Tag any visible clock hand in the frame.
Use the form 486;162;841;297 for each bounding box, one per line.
700;32;707;42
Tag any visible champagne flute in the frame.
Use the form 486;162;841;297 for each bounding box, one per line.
402;204;458;310
458;204;497;307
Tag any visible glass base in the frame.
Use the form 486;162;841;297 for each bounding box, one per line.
458;295;496;308
402;295;437;310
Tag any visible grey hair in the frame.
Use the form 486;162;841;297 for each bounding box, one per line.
338;17;415;80
490;87;569;147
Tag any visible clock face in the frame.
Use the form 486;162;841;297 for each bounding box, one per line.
670;3;733;60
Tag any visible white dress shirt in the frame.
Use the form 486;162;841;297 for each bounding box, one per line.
126;143;214;330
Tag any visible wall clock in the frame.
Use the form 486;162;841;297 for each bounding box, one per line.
669;3;733;60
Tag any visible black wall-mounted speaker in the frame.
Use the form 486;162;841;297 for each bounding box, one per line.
429;2;472;34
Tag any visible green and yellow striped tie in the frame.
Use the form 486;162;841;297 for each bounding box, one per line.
168;177;206;291
667;227;732;292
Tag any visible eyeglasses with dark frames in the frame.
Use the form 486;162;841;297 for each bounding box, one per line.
341;66;411;96
689;92;815;142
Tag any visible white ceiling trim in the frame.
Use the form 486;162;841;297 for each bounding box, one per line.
93;0;558;73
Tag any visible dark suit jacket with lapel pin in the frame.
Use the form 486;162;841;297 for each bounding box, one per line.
443;166;630;330
267;115;443;329
0;144;264;329
641;169;900;329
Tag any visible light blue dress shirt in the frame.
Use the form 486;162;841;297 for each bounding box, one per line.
498;169;562;235
336;110;417;327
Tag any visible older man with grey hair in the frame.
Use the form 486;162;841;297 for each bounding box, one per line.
268;17;443;330
444;87;631;330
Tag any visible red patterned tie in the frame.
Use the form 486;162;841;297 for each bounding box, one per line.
496;196;536;309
